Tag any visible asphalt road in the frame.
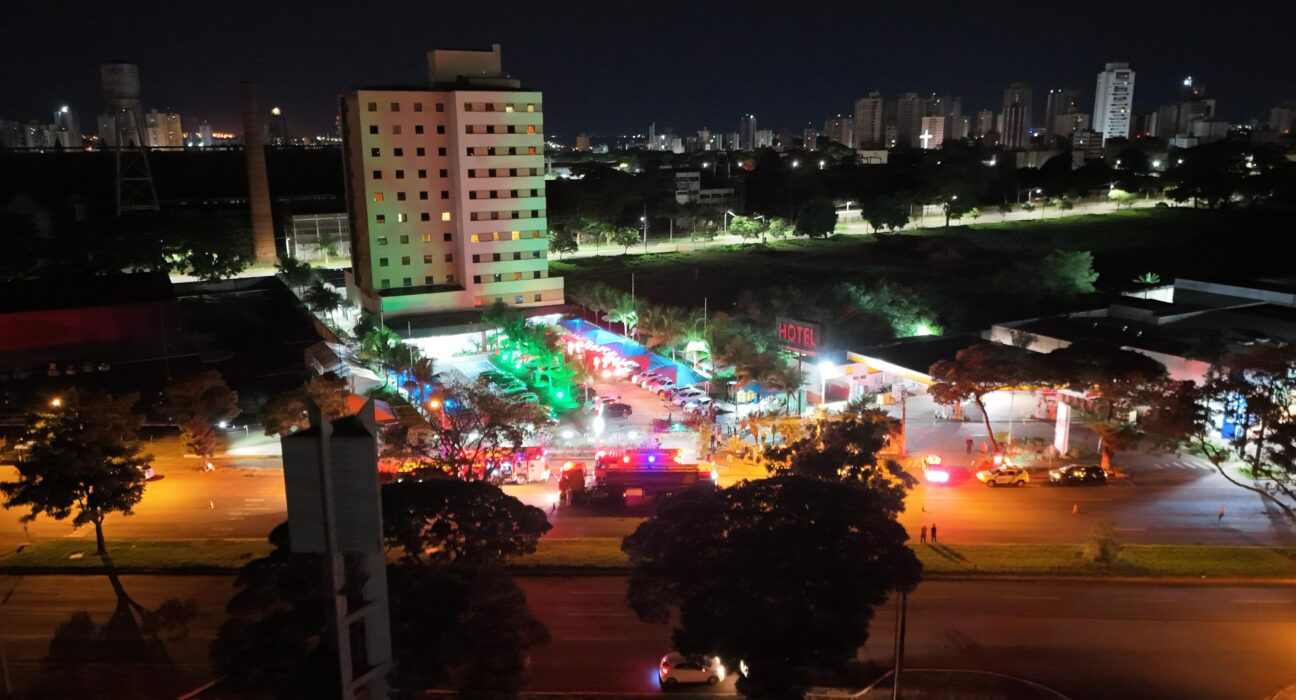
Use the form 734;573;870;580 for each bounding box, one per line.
519;576;1296;700
0;439;287;551
0;574;1290;699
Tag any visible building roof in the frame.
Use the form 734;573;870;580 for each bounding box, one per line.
0;272;173;314
850;334;987;377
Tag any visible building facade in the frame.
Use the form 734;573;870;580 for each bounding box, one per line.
1043;88;1082;139
1093;62;1135;142
852;91;884;147
340;44;563;318
1001;82;1033;149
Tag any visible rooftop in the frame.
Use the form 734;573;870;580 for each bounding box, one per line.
0;272;173;314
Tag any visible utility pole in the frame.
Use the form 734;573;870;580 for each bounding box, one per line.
891;589;908;700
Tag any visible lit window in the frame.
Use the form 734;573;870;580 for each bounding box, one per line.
527;125;536;134
515;295;524;304
505;104;514;113
441;212;451;221
375;215;386;224
528;147;537;155
373;192;384;202
513;272;523;281
421;233;432;243
396;213;407;223
470;233;480;243
511;231;521;240
474;298;482;307
526;104;535;112
531;231;541;239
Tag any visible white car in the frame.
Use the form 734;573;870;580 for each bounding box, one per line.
671;387;707;405
683;397;714;414
976;466;1029;487
658;652;725;687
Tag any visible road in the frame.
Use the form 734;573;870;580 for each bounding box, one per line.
520;576;1296;700
3;574;1288;699
0;438;287;552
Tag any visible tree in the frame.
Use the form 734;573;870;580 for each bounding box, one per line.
275;255;317;294
423;381;548;477
763;410;912;498
548;225;579;258
1041;249;1099;296
729;215;764;244
303;281;345;325
929;344;1043;453
161;369;240;465
795;197;838;238
1144;346;1296;520
623;477;921;699
1084;521;1123;567
381;477;551;565
610;225;640;254
765;217;793;240
259;374;350;437
608;293;640;337
859;196;909;233
1108;188;1138;209
1045;341;1168;468
1;392;152;556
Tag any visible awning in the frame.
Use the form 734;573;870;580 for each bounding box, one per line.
346;394;397;422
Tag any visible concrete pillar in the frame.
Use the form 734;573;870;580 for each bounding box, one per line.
239;81;277;265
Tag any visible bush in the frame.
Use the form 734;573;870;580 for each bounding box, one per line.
1085;521;1124;567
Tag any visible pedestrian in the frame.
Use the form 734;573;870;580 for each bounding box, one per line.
1218;505;1225;522
980;441;988;455
920;525;928;544
667;411;673;423
965;437;974;454
930;523;938;544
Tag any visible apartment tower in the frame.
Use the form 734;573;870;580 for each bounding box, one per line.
340;44;563;318
1093;62;1135;142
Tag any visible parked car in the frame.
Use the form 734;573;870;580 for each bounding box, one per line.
605;402;633;418
658;652;725;687
1048;464;1108;486
682;397;714;414
632;371;664;386
479;370;509;384
648;378;676;395
508;392;539;404
671;387;707;405
976;466;1029;487
499;382;529;395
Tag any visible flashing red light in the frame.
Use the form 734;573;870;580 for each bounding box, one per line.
623;455;631;464
926;469;950;484
561;461;575;472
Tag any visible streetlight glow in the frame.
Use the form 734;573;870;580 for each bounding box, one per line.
50;397;62;407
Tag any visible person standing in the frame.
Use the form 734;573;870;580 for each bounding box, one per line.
1218;506;1226;522
965;437;974;454
920;525;928;544
930;523;938;544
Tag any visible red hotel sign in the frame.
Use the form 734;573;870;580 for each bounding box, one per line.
777;317;820;355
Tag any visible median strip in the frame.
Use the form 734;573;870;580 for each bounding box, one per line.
3;537;1293;580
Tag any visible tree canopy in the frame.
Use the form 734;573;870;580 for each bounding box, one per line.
623;476;921;699
381;477;551;565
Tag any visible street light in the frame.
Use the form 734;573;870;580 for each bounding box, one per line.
818;360;842;406
50;397;62;408
724;209;736;233
791;160;800;168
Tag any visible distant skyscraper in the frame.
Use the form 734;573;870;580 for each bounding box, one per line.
143;109;183;148
52;105;82;148
1043;88;1082;139
197;121;213;148
738;114;757;150
975;109;995;137
892;93;925;147
823;114;852;147
1051;113;1090;139
1269;100;1296;135
574;133;591;151
853;91;884;147
754;128;774;149
268;106;289;145
919;116;946;149
1001;83;1033;149
802;126;819;150
1093;62;1135;142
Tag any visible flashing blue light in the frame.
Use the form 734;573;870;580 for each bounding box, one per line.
648;455;656;463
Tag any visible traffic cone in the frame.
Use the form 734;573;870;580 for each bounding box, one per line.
1071;503;1078;515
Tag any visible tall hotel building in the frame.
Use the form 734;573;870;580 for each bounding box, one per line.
341;44;563;319
1093;62;1135;143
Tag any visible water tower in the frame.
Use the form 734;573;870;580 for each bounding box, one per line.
100;62;159;214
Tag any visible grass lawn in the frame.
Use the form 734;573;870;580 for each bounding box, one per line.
513;538;1296;579
0;538;272;571
552;208;1294;335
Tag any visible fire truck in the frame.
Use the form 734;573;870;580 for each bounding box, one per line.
559;448;716;504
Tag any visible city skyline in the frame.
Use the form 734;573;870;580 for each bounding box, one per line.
3;0;1295;140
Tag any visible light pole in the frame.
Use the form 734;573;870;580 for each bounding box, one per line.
724;210;735;233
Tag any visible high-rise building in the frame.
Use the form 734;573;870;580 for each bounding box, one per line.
801;126;819;150
919;116;947;149
340;44;563;318
143;109;183;148
754;128;774;149
52;105;82;148
0;120;22;149
1001;83;1033;149
975;109;995;137
197;121;213;148
853;91;885;147
1051;113;1090;139
892;93;925;147
1093;62;1135;142
1043;88;1082;139
574;133;590;152
1270;100;1296;135
823;114;853;147
738;114;757;150
268;106;289;145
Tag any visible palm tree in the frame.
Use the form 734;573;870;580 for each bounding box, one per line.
608;294;639;338
639;305;687;355
303;281;345;326
407;356;437;405
766;363;810;415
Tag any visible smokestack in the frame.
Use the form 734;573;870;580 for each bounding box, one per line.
239;80;277;265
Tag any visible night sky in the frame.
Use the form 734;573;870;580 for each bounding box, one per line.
4;0;1294;140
